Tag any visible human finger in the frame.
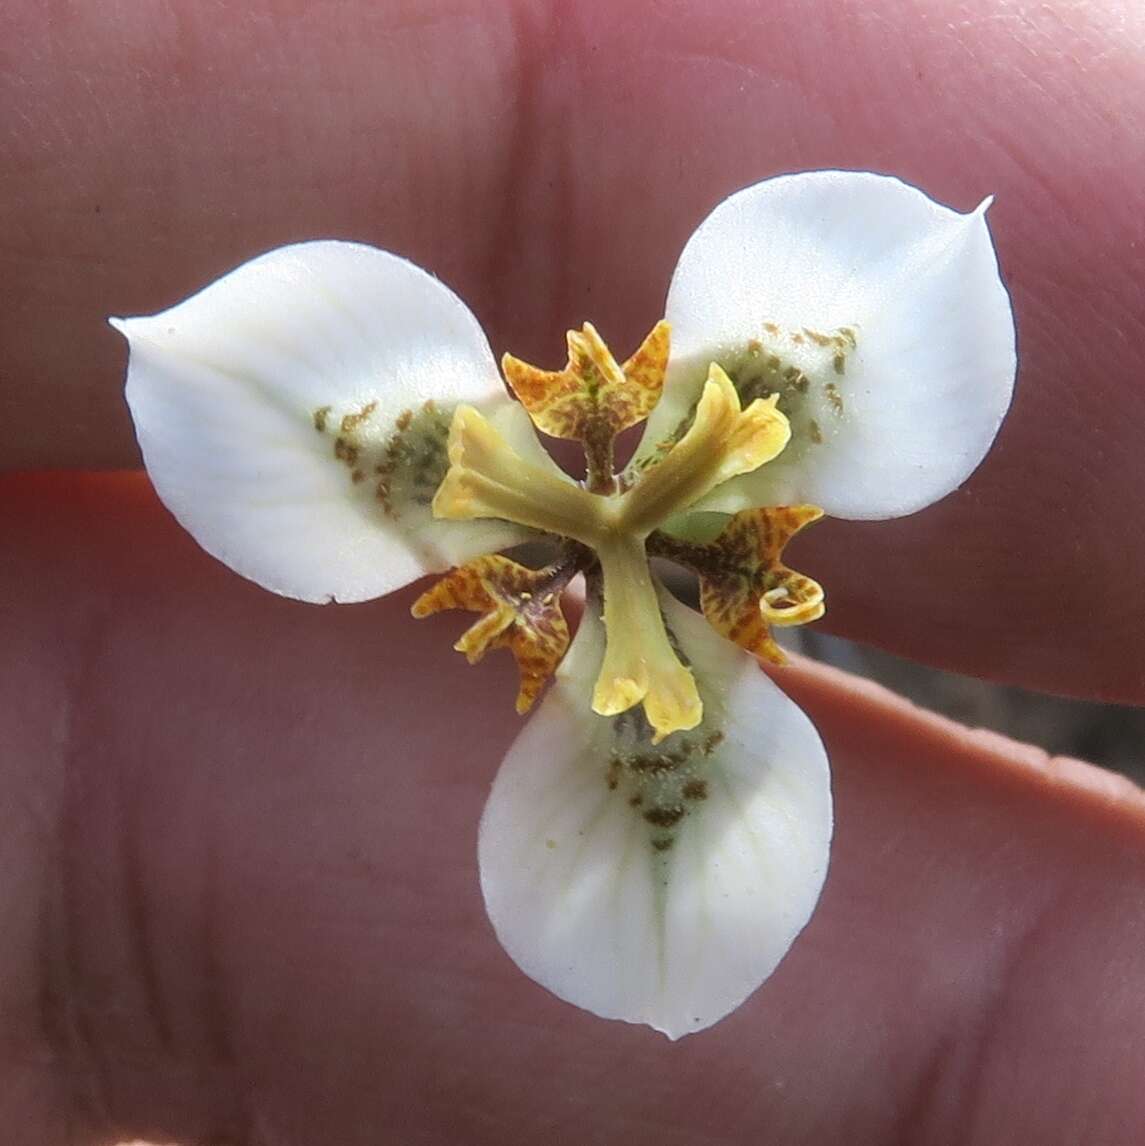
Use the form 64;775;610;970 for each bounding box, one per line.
3;472;1143;1144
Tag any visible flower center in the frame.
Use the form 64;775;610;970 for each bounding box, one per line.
418;320;825;742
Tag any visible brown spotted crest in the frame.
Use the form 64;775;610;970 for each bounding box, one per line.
501;322;669;487
411;554;574;713
694;506;825;664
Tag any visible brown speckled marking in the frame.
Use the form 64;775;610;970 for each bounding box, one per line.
809;419;823;444
644;806;685;829
372;401;451;518
411;553;575;713
624;742;693;774
825;382;845;415
604;718;726;850
333;437;359;467
341;400;378;434
311;396;440;504
682;779;708;801
719;350;809;416
702;731;725;755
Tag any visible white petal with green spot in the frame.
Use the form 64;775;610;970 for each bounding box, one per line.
114;240;547;603
634;170;1016;520
479;588;832;1038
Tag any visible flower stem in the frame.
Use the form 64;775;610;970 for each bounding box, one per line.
583;422;616;496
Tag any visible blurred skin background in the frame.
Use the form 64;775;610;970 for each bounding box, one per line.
3;1;1145;1144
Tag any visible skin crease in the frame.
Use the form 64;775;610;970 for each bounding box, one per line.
1;0;1144;1142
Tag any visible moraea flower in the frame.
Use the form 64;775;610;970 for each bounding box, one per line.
113;170;1015;1038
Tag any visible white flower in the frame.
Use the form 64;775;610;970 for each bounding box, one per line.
113;170;1015;1038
